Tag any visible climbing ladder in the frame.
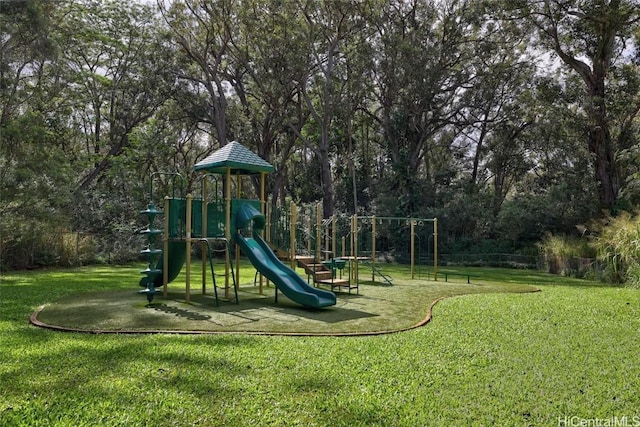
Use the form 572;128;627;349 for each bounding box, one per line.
200;238;238;306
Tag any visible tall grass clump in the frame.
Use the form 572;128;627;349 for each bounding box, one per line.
592;211;640;287
537;233;595;277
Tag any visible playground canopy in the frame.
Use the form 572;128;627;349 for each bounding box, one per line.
194;141;275;175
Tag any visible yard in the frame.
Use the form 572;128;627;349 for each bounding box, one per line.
1;263;638;426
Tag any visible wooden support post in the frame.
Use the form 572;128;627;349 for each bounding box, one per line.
372;215;376;282
316;202;321;262
201;179;207;294
332;214;336;260
235;175;241;292
351;215;358;285
324;225;329;261
163;197;169;299
225;168;231;298
411;220;415;280
290;201;297;269
434;218;438;281
307;213;312;255
185;194;193;303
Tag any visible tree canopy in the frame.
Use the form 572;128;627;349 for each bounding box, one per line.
1;0;639;269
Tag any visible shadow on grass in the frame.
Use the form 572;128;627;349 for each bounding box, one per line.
358;280;393;287
169;291;379;325
147;303;212;321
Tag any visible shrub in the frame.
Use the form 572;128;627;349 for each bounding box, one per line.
537;233;595;277
591;211;640;287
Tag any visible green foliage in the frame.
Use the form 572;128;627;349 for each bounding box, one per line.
592;212;640;287
0;110;76;269
539;211;640;285
288;155;324;204
537;234;596;277
2;0;639;270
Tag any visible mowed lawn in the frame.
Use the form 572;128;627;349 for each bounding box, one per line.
1;264;639;426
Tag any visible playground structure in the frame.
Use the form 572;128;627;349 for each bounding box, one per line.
264;202;439;287
137;141;437;308
137;141;336;308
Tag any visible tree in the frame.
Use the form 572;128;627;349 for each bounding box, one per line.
57;0;176;193
502;0;640;211
453;11;540;220
370;0;480;216
0;1;75;268
293;0;366;217
159;0;236;149
0;0;56;127
227;0;311;206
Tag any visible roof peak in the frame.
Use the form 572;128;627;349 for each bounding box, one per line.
193;141;275;175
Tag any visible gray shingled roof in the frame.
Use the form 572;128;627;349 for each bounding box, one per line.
193;141;275;175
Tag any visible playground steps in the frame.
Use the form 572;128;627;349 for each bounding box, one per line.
272;253;333;280
303;264;334;280
295;257;335;283
316;278;358;294
295;255;358;294
295;255;315;266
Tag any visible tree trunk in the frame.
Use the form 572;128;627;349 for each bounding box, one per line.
534;1;629;211
319;145;333;218
587;65;619;208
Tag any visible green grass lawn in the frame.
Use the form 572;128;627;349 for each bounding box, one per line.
1;263;639;426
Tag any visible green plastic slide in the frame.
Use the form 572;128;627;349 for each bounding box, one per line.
234;203;336;308
150;241;187;287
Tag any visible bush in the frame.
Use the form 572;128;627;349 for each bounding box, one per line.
591;211;640;286
537;233;596;277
